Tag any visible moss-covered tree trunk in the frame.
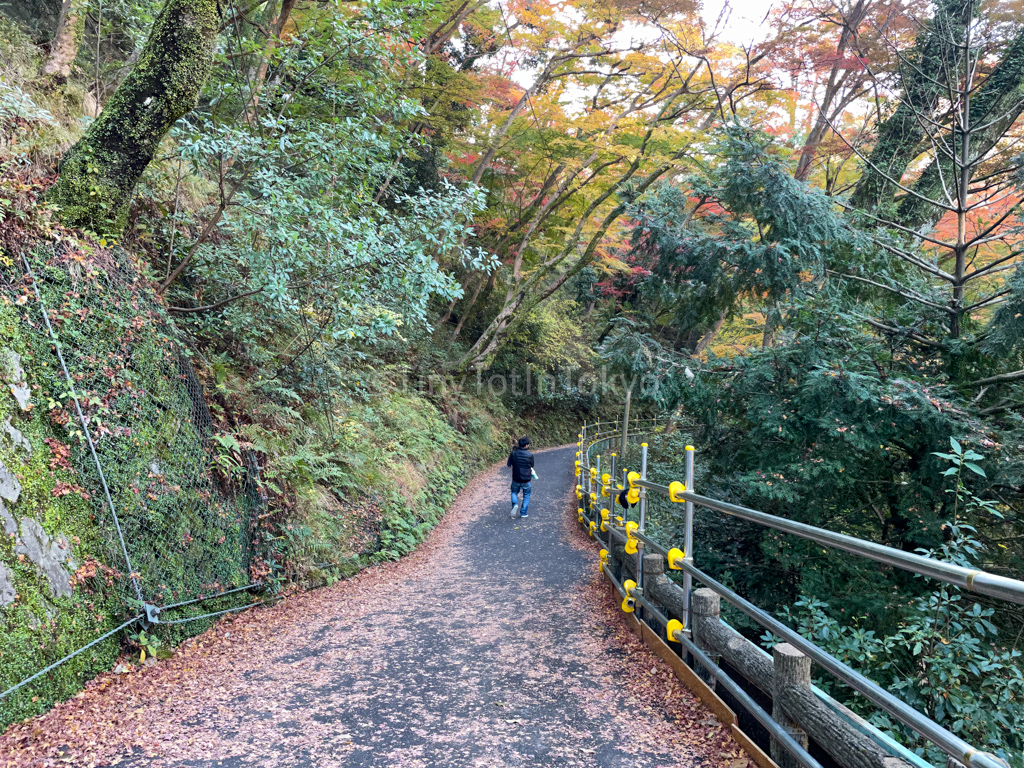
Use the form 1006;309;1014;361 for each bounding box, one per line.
896;27;1024;231
848;0;974;215
45;0;221;233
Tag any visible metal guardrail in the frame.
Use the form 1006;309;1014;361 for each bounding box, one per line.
640;483;1024;605
677;631;827;768
574;421;1020;768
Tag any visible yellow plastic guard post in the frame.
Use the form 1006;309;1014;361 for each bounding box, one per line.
621;580;636;613
626;471;641;505
601;473;611;497
666;547;685;570
599;549;608;571
666;618;683;642
576;485;583;500
668;481;687;502
624;521;639;554
600;509;610;532
578;508;585;524
590;467;598;482
615;515;624;526
588;521;597;537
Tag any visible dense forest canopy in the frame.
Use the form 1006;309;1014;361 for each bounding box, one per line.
2;0;1024;760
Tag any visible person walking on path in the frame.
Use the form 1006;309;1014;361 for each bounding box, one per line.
507;436;536;519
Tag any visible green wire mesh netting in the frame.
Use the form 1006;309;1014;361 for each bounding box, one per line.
0;242;268;723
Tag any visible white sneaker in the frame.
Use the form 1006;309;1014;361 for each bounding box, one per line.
511;503;520;519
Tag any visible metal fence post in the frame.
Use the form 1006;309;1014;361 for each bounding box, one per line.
635;442;649;616
620;386;631;456
638;443;648;531
682;444;695;629
607;453;616;545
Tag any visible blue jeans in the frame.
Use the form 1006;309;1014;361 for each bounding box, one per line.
511;481;532;515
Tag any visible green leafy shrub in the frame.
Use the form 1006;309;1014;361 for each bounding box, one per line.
762;447;1023;765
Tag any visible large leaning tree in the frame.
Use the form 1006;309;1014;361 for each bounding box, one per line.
45;0;222;233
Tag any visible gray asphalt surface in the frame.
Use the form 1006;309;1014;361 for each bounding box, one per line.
1;446;741;768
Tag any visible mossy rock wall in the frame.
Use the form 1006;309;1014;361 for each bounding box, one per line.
0;246;263;728
0;296;122;726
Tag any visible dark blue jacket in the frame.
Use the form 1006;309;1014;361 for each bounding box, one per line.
507;448;534;483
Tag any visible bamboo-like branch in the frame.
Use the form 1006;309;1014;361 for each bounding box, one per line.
167;286;265;312
862;317;946;348
965;369;1024;387
962;289;1011;313
963;247;1024;282
827;270;953;312
838;202;955;250
871;238;956;283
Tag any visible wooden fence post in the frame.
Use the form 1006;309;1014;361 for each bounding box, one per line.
641;554;665;633
691;587;720;686
642;553;664;577
772;643;811;768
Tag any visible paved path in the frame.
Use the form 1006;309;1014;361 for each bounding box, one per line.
1;447;747;768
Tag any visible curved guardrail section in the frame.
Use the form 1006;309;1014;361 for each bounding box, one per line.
573;421;1022;768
